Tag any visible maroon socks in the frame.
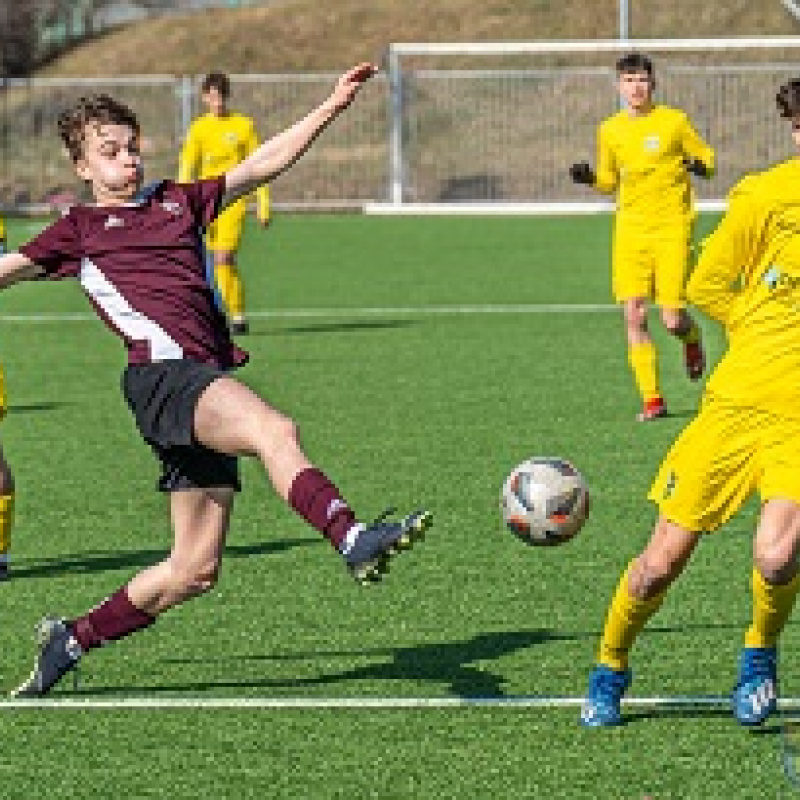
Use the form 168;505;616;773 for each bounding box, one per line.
69;587;154;652
288;467;357;549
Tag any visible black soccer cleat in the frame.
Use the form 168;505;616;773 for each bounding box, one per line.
343;508;432;585
11;618;81;697
0;562;7;581
230;318;249;336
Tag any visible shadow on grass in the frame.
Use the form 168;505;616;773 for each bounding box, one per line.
7;538;315;579
84;629;564;698
245;319;416;337
621;706;737;725
7;401;70;414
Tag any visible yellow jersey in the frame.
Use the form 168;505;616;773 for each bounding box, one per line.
688;158;800;419
179;112;269;220
595;104;714;233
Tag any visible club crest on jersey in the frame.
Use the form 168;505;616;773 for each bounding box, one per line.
161;201;182;215
643;135;660;152
764;266;782;289
104;215;124;229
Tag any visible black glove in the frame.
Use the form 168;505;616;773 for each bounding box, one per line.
569;162;595;186
684;158;711;178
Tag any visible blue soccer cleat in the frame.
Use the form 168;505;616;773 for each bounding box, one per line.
580;665;632;727
732;646;778;726
342;508;432;585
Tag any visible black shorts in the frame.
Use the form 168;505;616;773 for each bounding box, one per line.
122;359;241;493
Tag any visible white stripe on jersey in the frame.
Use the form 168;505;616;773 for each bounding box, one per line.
79;258;183;361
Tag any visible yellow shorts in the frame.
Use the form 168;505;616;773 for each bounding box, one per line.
648;396;800;532
612;230;691;308
206;199;246;252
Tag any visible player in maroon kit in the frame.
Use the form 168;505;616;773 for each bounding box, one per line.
2;63;432;697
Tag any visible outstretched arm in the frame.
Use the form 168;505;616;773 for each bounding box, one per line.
0;252;41;290
222;63;376;208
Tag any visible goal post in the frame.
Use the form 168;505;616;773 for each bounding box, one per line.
371;37;800;215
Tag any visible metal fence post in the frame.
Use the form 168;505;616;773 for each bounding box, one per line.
387;47;403;205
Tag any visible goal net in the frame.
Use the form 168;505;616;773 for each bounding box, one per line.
371;37;800;214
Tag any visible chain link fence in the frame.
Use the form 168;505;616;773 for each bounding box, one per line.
0;73;390;208
3;60;800;210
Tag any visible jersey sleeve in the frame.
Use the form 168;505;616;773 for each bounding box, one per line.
679;113;715;176
179;177;227;228
18;213;82;279
178;122;201;183
594;122;618;194
686;177;759;325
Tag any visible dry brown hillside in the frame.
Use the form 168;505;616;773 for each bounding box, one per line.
37;0;800;76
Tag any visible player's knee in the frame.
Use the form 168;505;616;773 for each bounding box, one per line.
170;560;220;599
259;410;299;451
624;302;648;333
630;552;681;598
754;545;797;585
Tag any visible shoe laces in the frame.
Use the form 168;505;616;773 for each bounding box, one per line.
371;507;397;526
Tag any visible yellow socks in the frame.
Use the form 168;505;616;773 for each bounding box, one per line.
628;341;660;403
214;262;245;320
598;563;667;671
745;567;800;649
0;491;14;559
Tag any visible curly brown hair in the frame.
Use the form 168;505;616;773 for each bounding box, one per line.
57;94;140;162
777;79;800;120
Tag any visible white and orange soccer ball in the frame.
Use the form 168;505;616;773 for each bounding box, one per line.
500;457;590;546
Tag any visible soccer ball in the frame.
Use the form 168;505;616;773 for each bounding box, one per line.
500;457;589;546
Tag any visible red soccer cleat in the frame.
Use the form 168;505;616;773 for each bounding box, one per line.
637;396;668;422
684;340;705;381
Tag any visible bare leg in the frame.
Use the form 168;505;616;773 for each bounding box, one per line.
623;297;650;347
754;498;800;584
126;487;234;616
193;376;311;499
595;516;700;670
628;515;701;599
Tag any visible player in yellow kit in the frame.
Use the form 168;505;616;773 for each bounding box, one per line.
0;223;15;579
179;72;270;335
570;52;714;421
579;77;800;728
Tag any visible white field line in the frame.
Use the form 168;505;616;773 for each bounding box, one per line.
0;304;617;324
2;695;800;710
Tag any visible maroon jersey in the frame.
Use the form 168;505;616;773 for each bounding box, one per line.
20;178;248;369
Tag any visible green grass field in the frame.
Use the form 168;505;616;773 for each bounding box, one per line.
1;212;794;799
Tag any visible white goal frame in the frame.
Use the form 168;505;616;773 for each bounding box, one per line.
371;37;800;215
